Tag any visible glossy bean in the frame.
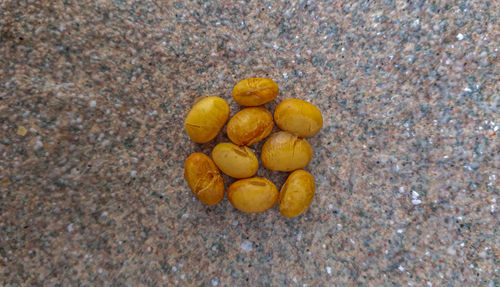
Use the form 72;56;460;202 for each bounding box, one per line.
228;177;279;213
212;143;259;179
279;170;316;218
185;96;229;143
274;98;323;138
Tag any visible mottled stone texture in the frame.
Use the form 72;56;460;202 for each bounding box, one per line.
0;1;498;286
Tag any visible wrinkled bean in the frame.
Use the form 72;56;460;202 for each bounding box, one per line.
184;153;225;205
261;131;312;172
227;107;274;146
232;78;279;106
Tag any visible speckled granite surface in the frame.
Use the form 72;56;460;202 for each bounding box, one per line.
1;1;498;286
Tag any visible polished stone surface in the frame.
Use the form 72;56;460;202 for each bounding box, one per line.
1;1;498;286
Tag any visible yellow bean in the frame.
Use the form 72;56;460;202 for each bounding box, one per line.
232;78;279;106
261;131;312;172
274;98;323;138
211;143;258;179
227;107;274;146
228;177;279;213
185;96;229;143
184;153;225;205
279;170;316;218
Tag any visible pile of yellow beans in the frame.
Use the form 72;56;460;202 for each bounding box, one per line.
184;77;323;218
